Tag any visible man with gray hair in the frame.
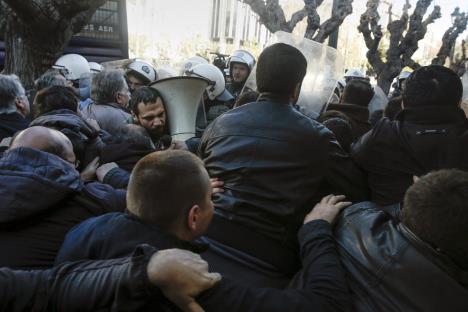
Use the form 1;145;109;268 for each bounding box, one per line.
81;69;132;134
0;74;30;141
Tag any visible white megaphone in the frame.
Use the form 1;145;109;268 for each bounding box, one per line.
149;77;209;141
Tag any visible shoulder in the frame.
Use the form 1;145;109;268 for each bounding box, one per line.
334;202;408;272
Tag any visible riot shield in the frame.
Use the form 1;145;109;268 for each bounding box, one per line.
242;31;344;118
462;71;468;101
368;85;389;114
461;71;468;117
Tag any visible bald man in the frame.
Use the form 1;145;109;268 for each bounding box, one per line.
10;126;77;164
0;126;126;269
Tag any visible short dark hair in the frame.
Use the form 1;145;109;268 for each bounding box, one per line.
256;43;307;95
401;169;468;259
318;110;353;152
130;86;164;116
127;150;209;231
110;124;154;149
402;65;462;108
342;79;374;107
34;85;79;117
384;96;402;120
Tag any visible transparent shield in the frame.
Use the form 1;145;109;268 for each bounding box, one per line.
462;71;468;101
461;71;468;117
242;31;344;118
368;85;389;114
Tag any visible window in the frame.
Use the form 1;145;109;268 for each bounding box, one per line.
76;0;122;41
211;0;221;40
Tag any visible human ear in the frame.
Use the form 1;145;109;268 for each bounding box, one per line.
187;205;201;232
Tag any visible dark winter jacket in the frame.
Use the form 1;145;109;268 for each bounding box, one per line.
0;245;161;312
56;212;350;312
30;109;105;168
335;202;468;311
0;112;29;141
99;141;154;172
0;147;126;269
352;106;468;205
102;167;131;189
199;98;368;277
55;213;206;264
327;103;371;140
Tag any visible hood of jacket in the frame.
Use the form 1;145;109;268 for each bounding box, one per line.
30;109;99;140
0;147;82;224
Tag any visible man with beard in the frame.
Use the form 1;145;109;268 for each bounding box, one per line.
130;86;167;148
226;50;255;101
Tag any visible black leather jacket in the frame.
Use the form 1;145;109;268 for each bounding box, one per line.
199;99;368;250
0;245;160;312
335;202;468;312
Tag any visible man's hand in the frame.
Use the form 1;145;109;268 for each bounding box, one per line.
80;157;100;181
304;195;351;225
96;162;119;182
210;178;224;194
169;140;189;151
85;118;101;131
147;249;221;312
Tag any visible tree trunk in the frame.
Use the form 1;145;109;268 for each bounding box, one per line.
377;64;399;95
3;20;64;89
0;0;107;89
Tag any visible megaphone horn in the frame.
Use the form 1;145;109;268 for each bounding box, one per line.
149;76;209;141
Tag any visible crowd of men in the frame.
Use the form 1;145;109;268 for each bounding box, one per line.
0;41;467;312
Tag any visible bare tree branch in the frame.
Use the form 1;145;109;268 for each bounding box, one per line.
432;8;468;66
304;0;321;39
313;0;353;43
243;0;283;32
386;1;409;66
245;0;349;43
450;39;467;76
358;0;384;72
286;7;308;31
359;0;443;93
400;0;440;68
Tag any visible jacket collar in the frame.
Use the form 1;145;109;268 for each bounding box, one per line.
126;213;209;254
399;223;468;287
396;106;467;125
31;109;98;138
